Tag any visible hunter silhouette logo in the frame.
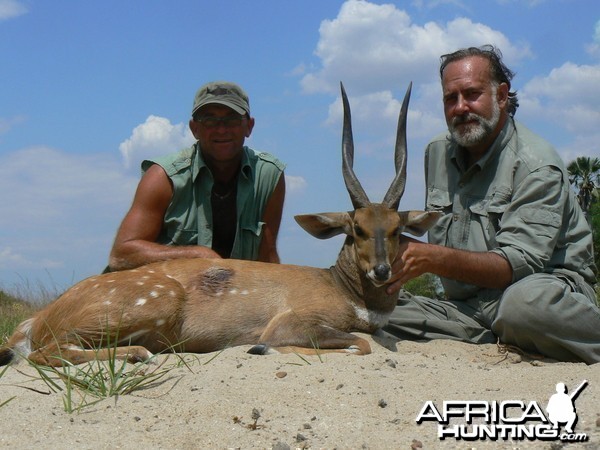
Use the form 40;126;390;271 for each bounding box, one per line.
546;380;587;435
416;380;590;443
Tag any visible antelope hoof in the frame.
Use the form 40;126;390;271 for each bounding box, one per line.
247;344;268;355
247;344;273;355
127;348;155;364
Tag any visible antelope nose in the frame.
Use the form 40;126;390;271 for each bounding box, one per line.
373;264;391;282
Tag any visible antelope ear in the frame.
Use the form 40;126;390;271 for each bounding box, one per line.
399;210;442;237
294;212;353;239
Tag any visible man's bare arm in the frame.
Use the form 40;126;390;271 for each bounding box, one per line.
386;235;512;295
108;164;220;271
258;174;286;263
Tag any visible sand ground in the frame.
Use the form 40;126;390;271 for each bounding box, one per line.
1;334;599;449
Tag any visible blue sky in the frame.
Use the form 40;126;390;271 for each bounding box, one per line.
1;0;599;294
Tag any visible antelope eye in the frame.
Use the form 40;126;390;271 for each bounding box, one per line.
354;224;365;238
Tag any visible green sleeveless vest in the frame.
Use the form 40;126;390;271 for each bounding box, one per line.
142;143;285;261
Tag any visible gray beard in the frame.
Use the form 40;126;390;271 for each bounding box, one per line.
449;99;500;148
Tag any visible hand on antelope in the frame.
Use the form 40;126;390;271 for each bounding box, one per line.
386;235;434;295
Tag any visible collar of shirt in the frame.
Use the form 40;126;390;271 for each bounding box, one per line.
450;118;516;178
191;143;254;184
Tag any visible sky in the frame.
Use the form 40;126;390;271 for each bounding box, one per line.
1;0;599;295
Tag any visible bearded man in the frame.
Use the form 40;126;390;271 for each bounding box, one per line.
383;45;599;364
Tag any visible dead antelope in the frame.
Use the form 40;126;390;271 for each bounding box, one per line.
0;83;440;367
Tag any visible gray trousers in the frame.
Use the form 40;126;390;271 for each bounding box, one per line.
383;272;600;364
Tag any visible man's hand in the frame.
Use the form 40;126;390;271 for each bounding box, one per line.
386;236;430;295
385;235;513;295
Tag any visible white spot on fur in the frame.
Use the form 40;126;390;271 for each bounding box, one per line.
229;289;238;295
240;290;249;295
65;344;82;351
352;304;391;329
149;291;159;298
92;284;100;289
136;281;144;286
156;319;166;326
169;290;176;297
103;300;112;306
135;298;147;306
154;284;164;289
106;279;116;283
147;270;156;274
109;288;117;295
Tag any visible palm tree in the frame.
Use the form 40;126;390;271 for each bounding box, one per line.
567;156;600;220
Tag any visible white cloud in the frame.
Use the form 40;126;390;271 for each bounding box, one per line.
0;247;35;269
301;0;530;95
119;115;194;170
486;60;600;162
586;19;600;58
558;133;600;164
0;0;27;20
0;247;62;270
520;63;600;135
285;174;307;193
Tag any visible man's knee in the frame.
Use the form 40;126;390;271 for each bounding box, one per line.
493;274;566;332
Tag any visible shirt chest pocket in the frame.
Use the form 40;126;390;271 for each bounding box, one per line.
468;188;511;248
426;187;454;245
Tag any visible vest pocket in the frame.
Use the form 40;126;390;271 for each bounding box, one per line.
235;221;265;260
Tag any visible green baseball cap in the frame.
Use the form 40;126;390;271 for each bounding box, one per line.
191;81;250;117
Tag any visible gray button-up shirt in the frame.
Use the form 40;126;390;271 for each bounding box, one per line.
425;118;596;300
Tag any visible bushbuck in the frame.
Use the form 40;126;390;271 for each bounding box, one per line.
0;83;440;367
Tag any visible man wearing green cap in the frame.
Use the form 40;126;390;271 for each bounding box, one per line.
107;81;286;271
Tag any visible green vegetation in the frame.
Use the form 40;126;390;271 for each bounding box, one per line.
0;290;39;341
404;273;442;298
567;156;600;221
567;156;600;296
20;351;184;413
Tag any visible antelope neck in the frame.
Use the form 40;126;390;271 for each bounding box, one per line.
330;240;394;314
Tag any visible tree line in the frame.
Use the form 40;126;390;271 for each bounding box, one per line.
567;156;600;273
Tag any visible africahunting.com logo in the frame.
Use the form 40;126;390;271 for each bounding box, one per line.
416;380;589;443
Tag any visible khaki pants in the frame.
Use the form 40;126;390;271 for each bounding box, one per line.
383;272;600;364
